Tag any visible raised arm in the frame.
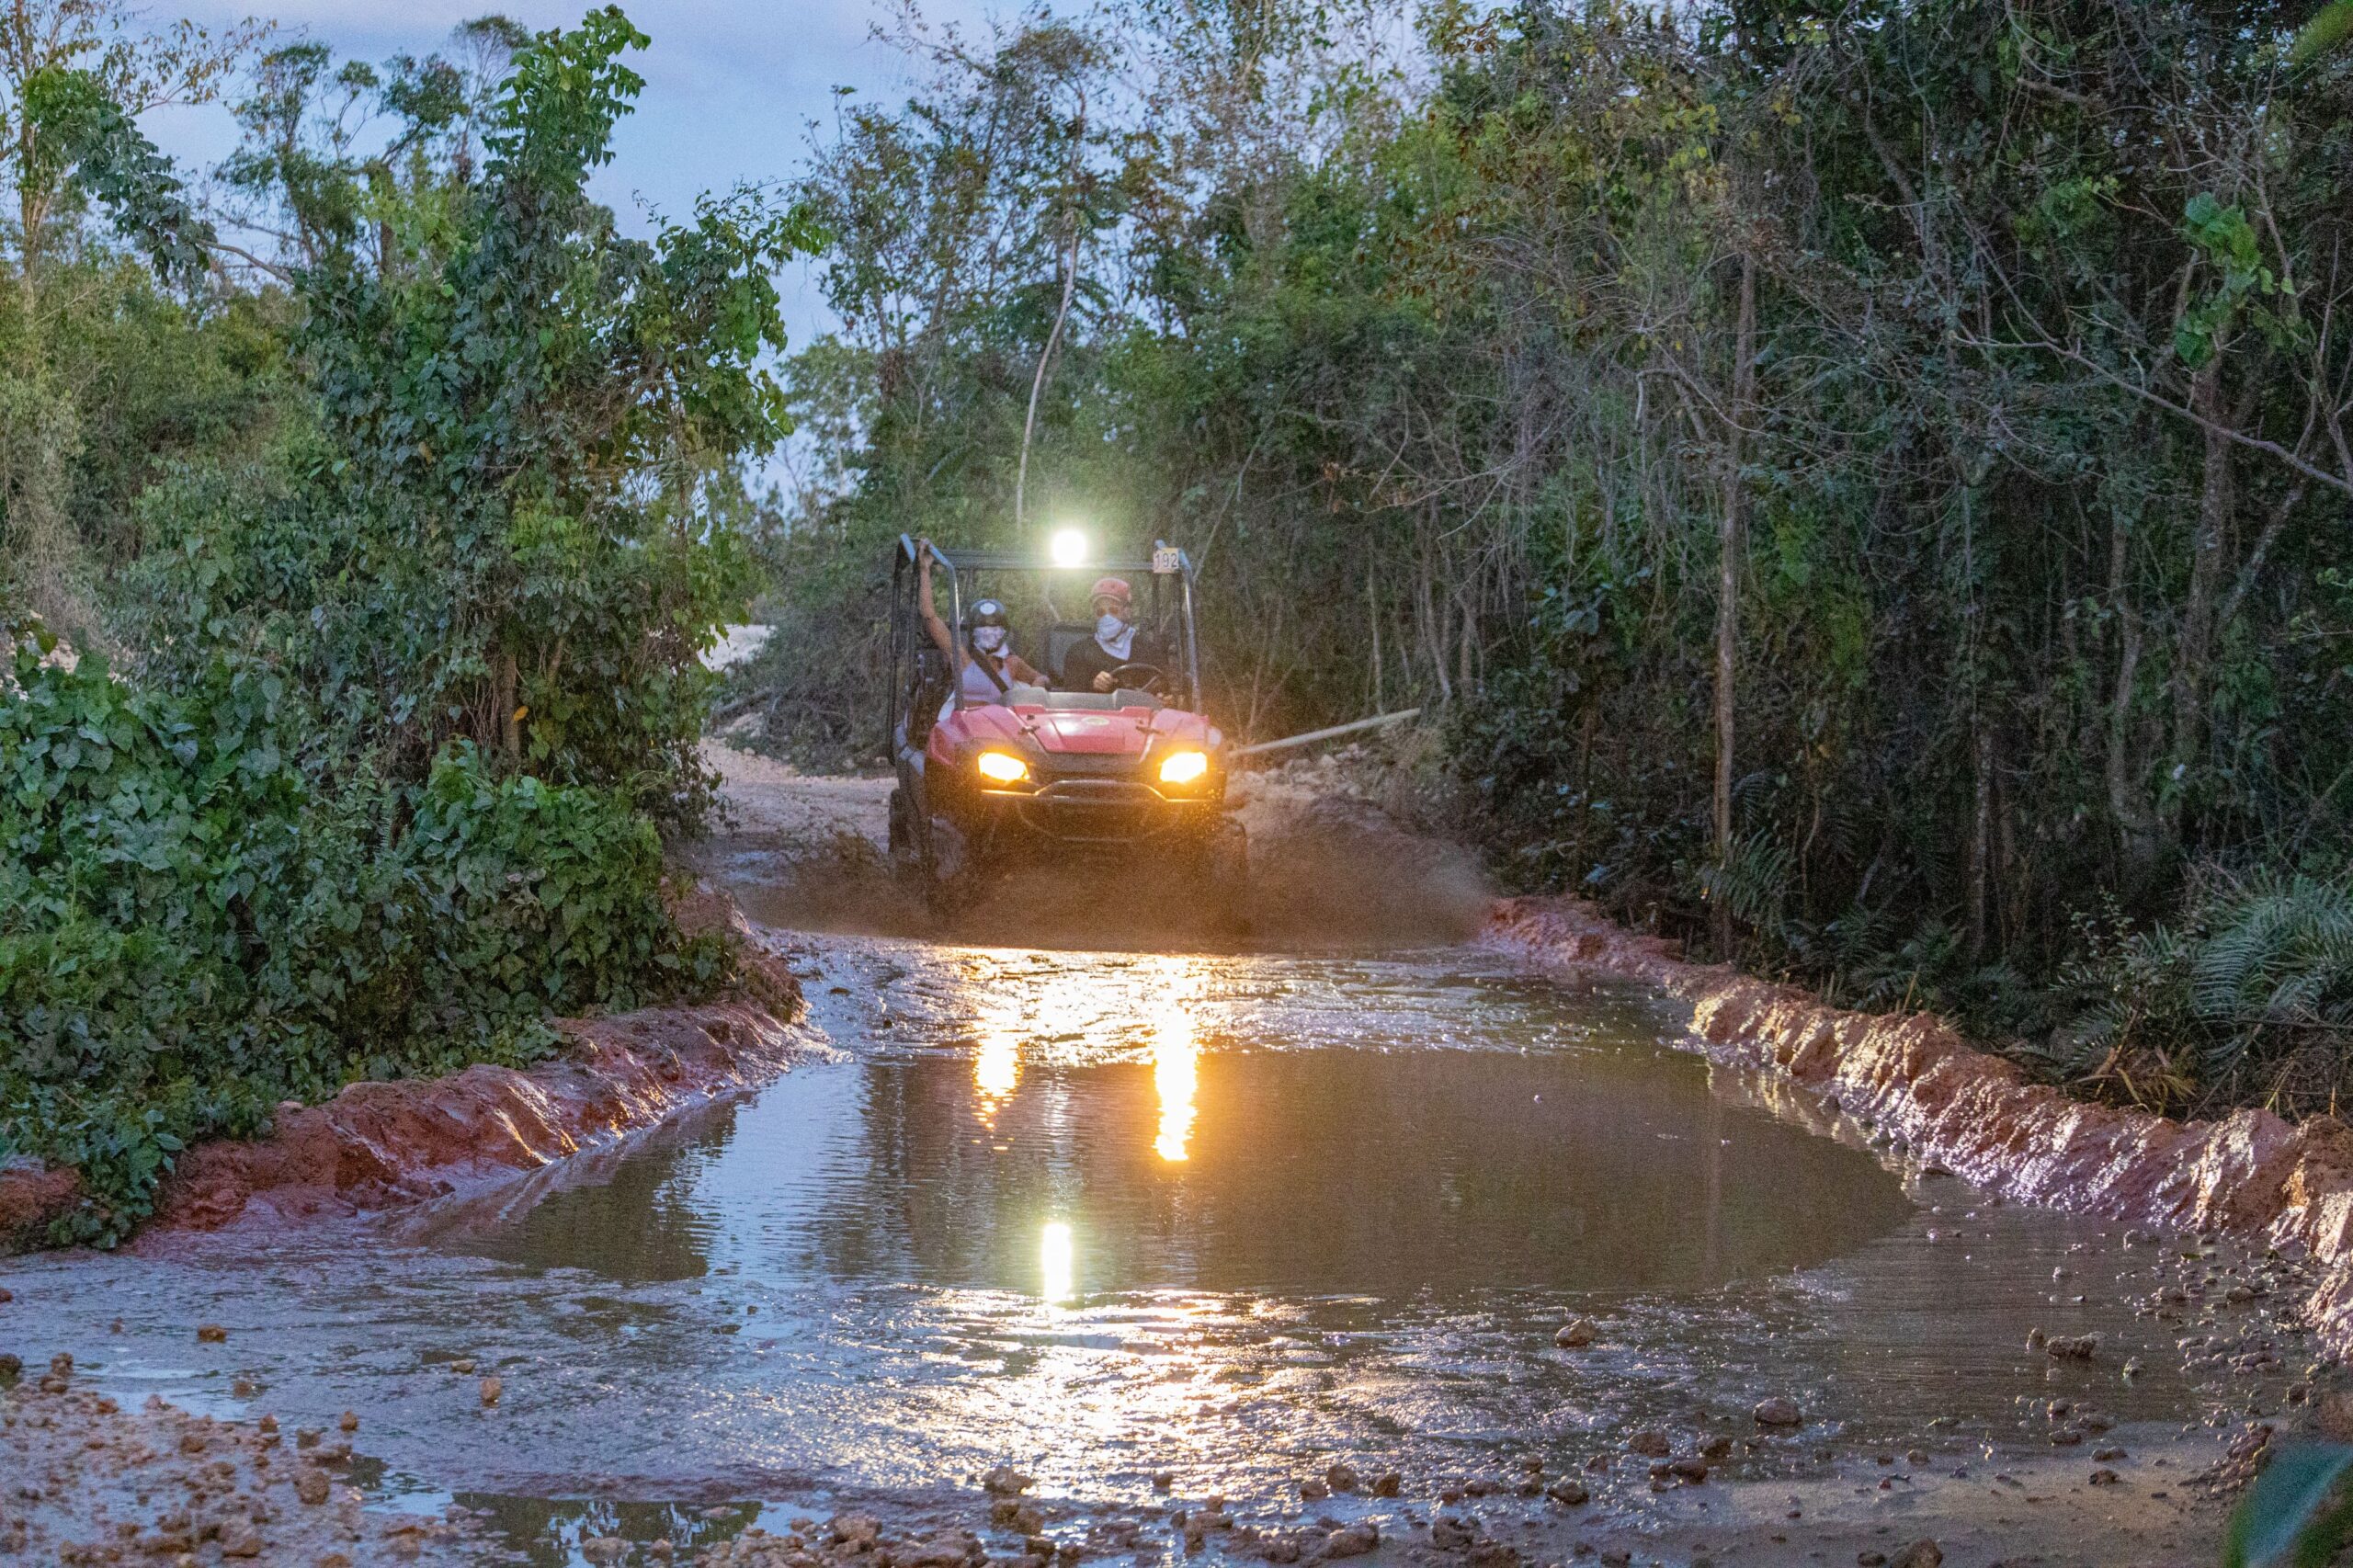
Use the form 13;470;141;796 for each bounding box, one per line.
916;542;954;657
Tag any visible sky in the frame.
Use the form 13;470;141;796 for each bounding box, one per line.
140;0;990;347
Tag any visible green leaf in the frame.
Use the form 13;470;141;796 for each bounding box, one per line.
2226;1444;2353;1568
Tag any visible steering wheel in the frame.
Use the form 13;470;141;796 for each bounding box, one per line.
1105;662;1167;695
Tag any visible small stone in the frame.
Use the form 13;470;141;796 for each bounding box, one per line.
1468;1543;1519;1568
337;1410;358;1434
1544;1479;1588;1506
1299;1478;1330;1501
1263;1537;1302;1564
1554;1320;1596;1349
2089;1468;2120;1486
831;1514;881;1546
1889;1542;1941;1568
983;1465;1035;1496
1322;1523;1378;1560
1370;1471;1402;1497
197;1324;227;1343
1432;1517;1475;1551
479;1376;502;1405
218;1522;264;1558
1666;1458;1709;1483
451;1358;475;1374
583;1540;628;1566
295;1469;332;1506
1753;1397;1802;1427
2044;1335;2098;1360
1627;1431;1670;1457
1859;1555;1887;1567
1325;1462;1360;1493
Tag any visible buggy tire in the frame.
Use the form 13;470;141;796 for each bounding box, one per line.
923;813;980;918
887;784;915;869
1201;820;1251;935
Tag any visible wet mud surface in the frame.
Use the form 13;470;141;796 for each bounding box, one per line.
1;932;2332;1566
0;767;2336;1565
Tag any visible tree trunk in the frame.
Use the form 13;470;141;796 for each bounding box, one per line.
1967;721;1993;957
1712;251;1756;957
494;652;521;763
2167;355;2233;830
1014;221;1080;533
2104;506;2158;884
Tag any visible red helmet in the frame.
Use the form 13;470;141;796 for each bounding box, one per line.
1088;576;1133;607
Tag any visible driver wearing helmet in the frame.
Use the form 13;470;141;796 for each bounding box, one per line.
1061;576;1172;695
919;544;1044;714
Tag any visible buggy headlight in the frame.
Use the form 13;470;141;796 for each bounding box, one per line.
1158;749;1210;786
976;749;1029;784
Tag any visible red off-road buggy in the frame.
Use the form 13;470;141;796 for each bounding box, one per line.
885;535;1247;926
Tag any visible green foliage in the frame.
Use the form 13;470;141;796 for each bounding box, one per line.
0;638;726;1242
21;65;217;285
2225;1443;2353;1568
2293;1;2353;65
2044;874;2353;1114
0;10;802;1244
756;0;2353;1117
258;6;810;824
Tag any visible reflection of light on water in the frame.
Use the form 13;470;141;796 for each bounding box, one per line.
1153;1006;1199;1162
973;1032;1018;1123
1040;1221;1074;1302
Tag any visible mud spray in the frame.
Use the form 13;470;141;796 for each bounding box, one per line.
699;751;1491;952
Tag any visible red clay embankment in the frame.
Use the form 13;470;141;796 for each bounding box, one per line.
1484;895;2353;1357
0;885;815;1244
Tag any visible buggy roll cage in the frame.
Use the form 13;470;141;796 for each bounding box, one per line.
889;534;1205;742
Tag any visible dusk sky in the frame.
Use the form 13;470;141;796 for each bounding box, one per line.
142;0;993;347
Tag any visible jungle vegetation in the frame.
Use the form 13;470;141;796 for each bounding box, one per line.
6;0;2353;1244
0;5;805;1239
745;0;2353;1119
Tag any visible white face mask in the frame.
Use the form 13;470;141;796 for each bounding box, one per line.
1096;613;1129;642
972;626;1007;654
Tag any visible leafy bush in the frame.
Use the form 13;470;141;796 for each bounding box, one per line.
0;636;729;1243
2042;873;2353;1117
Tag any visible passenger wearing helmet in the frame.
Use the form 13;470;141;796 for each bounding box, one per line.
1061;575;1172;695
918;542;1044;716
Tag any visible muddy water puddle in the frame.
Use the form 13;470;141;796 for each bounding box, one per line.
0;938;2302;1564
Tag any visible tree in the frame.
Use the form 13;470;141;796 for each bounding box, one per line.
0;0;262;642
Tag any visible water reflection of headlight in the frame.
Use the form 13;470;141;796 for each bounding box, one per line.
1040;1221;1074;1302
1153;1007;1198;1162
973;1032;1018;1121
